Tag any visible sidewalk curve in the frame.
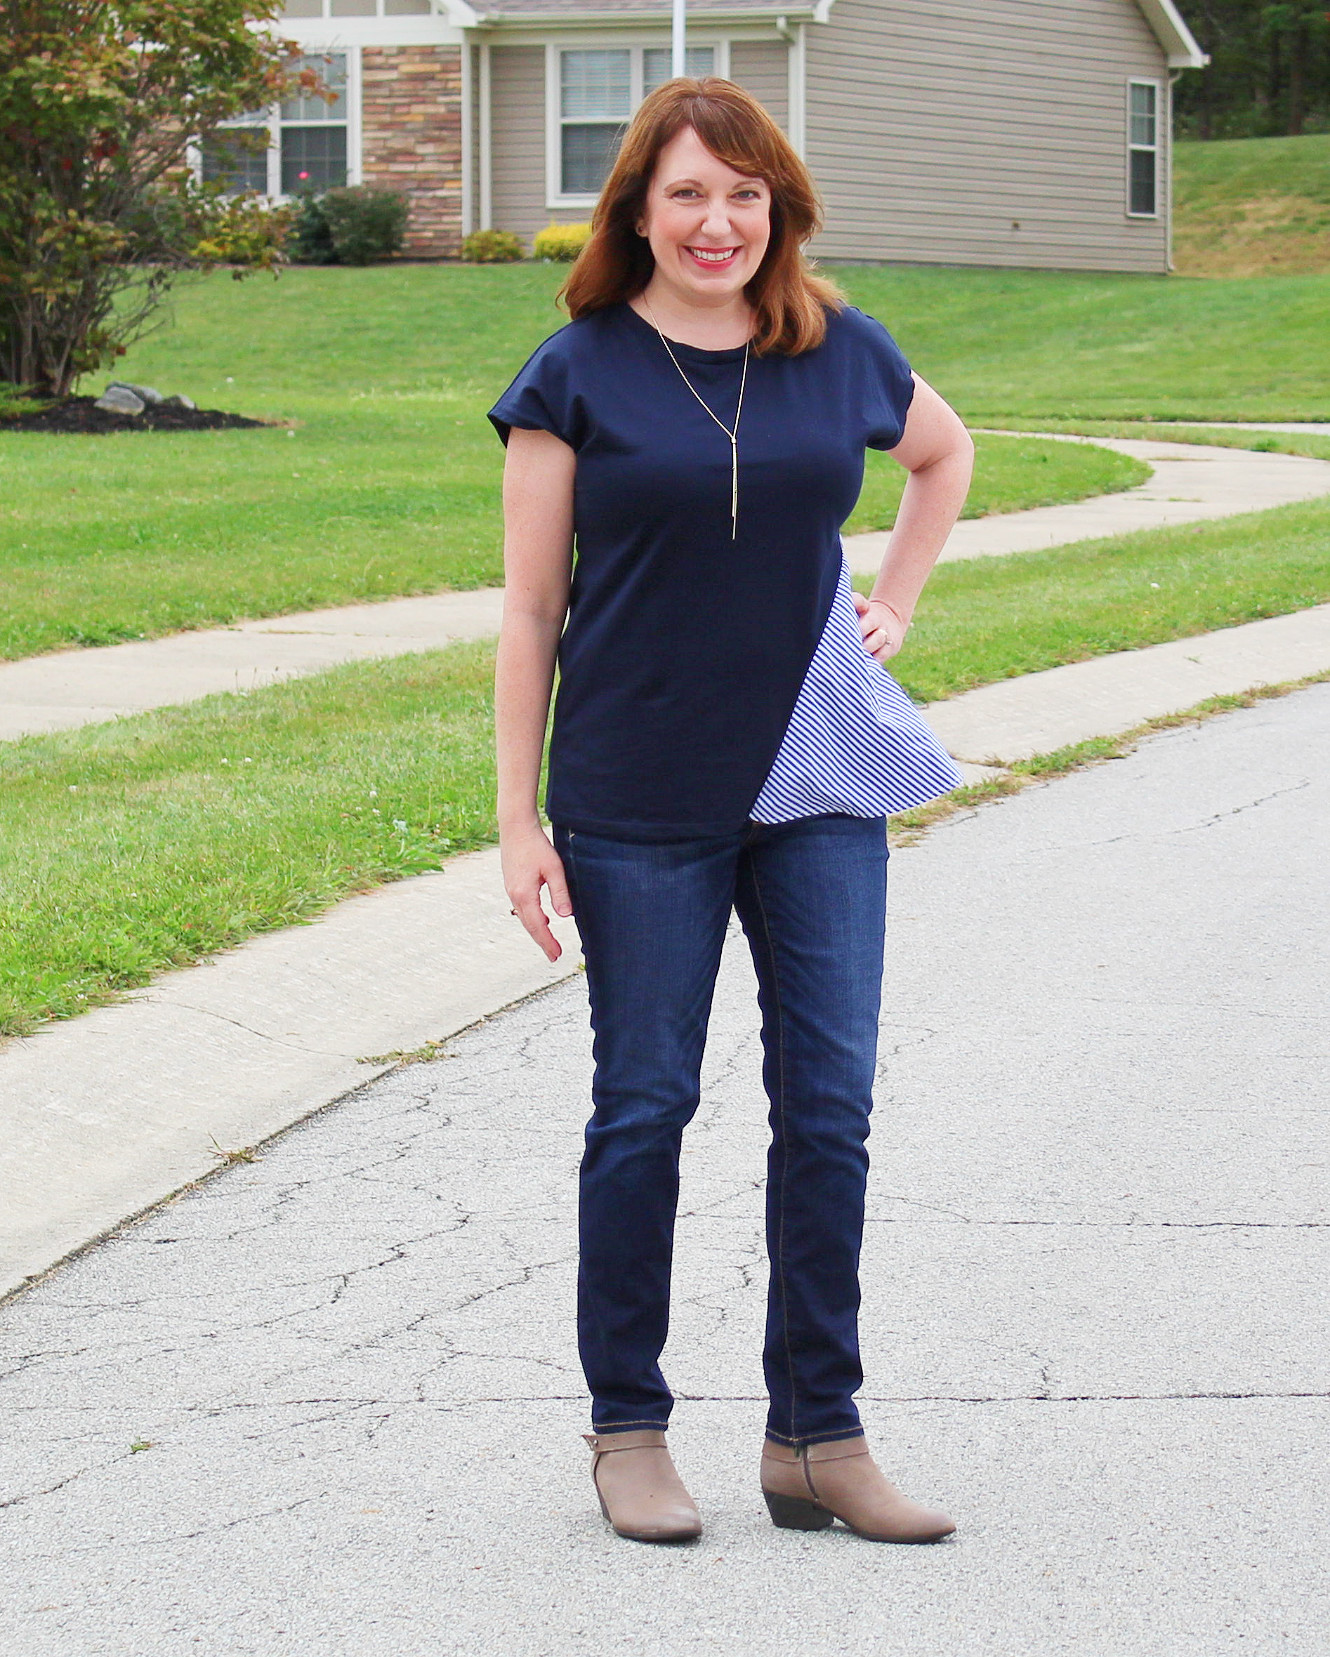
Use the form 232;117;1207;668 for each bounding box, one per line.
4;436;1329;743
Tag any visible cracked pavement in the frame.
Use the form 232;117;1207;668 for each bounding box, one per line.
1;685;1327;1656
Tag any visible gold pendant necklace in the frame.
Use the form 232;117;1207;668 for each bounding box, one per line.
644;300;750;541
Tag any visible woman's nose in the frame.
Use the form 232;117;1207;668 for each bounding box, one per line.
700;201;733;238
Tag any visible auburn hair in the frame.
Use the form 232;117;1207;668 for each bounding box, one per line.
560;77;843;355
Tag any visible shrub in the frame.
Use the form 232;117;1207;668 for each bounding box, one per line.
461;228;525;263
289;188;408;266
289;194;336;265
533;222;592;262
321;187;409;266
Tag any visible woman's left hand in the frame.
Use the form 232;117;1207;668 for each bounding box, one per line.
853;592;909;663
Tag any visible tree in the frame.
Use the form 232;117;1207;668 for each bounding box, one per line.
1174;0;1330;139
0;1;311;396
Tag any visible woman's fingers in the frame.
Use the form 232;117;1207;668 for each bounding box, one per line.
503;837;573;962
856;597;908;662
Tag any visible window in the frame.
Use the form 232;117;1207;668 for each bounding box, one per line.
201;127;270;195
555;45;716;200
200;52;351;198
1127;80;1159;218
280;53;349;194
560;49;631;196
643;46;715;98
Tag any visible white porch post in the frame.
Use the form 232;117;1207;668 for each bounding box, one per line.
671;0;686;77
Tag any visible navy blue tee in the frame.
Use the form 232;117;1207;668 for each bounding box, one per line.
488;301;914;841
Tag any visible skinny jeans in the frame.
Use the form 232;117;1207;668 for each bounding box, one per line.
554;812;888;1447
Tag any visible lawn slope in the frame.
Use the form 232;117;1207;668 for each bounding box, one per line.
1174;134;1330;278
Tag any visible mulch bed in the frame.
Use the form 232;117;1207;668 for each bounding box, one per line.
0;395;271;435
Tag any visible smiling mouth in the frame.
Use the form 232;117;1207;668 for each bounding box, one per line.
686;246;740;265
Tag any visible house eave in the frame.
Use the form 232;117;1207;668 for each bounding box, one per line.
1134;0;1208;69
471;3;821;26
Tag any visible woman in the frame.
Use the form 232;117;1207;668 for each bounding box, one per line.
489;78;973;1546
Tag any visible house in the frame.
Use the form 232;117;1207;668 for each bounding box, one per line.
221;0;1206;271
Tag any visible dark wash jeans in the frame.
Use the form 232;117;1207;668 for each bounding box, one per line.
554;812;888;1447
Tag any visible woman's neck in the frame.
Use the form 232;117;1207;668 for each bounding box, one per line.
630;281;753;351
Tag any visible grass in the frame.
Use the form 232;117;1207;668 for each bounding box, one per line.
846;433;1144;535
867;496;1330;703
0;643;499;1037
6;479;1329;1037
0;264;1155;662
3;257;1329;659
1174;134;1330;278
6;260;1330;1034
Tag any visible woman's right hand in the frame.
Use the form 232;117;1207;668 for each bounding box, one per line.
501;821;574;963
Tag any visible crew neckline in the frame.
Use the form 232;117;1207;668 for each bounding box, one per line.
619;300;750;363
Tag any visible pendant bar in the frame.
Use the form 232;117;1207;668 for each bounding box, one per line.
644;300;750;542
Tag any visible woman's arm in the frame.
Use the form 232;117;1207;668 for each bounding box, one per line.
495;426;577;961
854;374;974;664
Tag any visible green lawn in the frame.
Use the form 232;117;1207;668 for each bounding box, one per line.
847;434;1143;536
871;496;1330;703
5;259;1330;1036
1174;133;1330;278
6;257;1329;661
0;262;1160;661
0;644;498;1036
6;486;1328;1037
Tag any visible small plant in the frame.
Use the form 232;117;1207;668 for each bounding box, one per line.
289;188;408;267
533;222;592;262
461;228;524;264
322;188;408;266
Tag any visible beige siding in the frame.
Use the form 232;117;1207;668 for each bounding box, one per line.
489;45;547;244
729;41;789;129
806;0;1172;273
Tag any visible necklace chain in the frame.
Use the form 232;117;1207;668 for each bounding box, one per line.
643;300;750;541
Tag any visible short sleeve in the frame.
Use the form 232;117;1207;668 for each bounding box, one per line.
852;308;916;452
487;329;583;449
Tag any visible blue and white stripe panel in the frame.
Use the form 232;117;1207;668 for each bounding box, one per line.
750;557;964;824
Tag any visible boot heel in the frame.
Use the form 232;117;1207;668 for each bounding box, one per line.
764;1489;834;1531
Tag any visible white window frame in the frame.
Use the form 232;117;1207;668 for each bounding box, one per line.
202;47;362;199
1125;77;1161;220
544;39;729;211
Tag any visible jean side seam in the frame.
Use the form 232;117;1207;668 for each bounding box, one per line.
746;859;799;1445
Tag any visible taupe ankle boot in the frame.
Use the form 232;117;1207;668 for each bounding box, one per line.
761;1435;955;1543
584;1430;702;1543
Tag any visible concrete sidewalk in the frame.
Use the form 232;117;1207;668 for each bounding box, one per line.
4;435;1329;741
1;685;1325;1657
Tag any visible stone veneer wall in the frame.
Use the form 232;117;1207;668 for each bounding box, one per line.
360;45;462;258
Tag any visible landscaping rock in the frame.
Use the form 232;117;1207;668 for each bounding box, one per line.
161;393;196;411
108;381;164;405
93;386;146;416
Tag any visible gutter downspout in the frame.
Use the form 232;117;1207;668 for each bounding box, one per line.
1166;68;1180;271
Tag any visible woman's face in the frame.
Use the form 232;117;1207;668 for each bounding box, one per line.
638;125;772;308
